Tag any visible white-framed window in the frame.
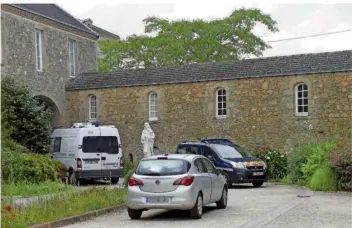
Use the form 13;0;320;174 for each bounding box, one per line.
295;83;308;116
216;88;227;118
149;92;158;121
35;29;43;71
68;39;75;77
88;95;97;120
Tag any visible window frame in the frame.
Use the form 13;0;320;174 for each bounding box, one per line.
88;94;97;120
216;88;227;118
194;158;207;173
68;39;76;77
148;92;158;121
295;83;309;116
35;29;43;72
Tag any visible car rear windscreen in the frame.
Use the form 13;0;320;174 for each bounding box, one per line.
135;159;191;176
82;136;119;154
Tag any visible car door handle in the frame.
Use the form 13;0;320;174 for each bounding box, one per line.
101;157;106;161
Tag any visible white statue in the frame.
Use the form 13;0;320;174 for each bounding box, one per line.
141;122;155;158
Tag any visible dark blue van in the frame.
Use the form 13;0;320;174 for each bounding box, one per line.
176;142;268;187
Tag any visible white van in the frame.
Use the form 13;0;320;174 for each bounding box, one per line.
51;122;124;185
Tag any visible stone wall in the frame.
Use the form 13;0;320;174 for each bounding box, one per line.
1;11;98;125
65;72;352;161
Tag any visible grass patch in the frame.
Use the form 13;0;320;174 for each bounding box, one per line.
1;187;127;228
2;181;75;197
309;163;337;191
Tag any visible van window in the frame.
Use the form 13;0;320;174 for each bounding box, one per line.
82;136;119;154
177;145;200;155
53;137;62;152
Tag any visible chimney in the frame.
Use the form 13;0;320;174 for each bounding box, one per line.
82;18;93;27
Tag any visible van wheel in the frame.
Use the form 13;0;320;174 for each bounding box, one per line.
127;208;142;219
190;193;203;219
111;178;119;184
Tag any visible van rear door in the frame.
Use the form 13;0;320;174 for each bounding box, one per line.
100;127;122;178
81;128;102;177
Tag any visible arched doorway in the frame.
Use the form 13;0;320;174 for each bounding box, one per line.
34;95;63;128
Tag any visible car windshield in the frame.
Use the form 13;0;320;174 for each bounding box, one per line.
135;159;191;176
212;144;244;159
231;145;251;157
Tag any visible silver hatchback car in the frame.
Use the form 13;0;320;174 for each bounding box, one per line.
127;153;228;219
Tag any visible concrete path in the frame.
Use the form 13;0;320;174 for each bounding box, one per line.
62;183;352;228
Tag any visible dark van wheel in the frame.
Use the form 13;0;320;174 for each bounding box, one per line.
190;193;203;219
216;187;228;209
111;178;119;184
128;208;142;219
252;181;264;187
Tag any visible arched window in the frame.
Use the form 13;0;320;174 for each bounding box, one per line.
88;95;97;120
216;88;227;118
295;83;308;115
149;92;158;121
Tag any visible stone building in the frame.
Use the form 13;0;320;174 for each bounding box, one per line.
81;18;120;40
65;50;352;161
1;4;99;126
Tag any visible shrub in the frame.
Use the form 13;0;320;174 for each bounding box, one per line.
1;78;52;154
309;162;337;191
328;150;352;191
286;143;316;184
1;144;66;184
123;158;135;176
123;169;135;188
300;140;336;182
250;147;287;180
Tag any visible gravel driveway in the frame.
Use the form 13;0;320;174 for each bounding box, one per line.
64;183;352;228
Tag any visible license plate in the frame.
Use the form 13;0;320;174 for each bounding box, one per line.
85;160;98;164
253;172;264;176
146;196;170;203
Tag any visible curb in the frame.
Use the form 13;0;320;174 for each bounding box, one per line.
28;204;126;228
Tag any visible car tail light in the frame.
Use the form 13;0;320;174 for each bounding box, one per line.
120;157;124;167
128;176;144;186
77;158;82;169
173;176;194;186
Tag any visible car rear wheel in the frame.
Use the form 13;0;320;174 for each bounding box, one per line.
190;193;203;219
216;186;228;209
111;178;119;184
252;181;264;187
127;208;143;219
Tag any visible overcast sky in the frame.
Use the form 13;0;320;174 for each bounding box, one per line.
30;0;352;57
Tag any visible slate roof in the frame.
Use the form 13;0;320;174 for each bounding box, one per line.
11;4;98;37
65;50;352;91
88;23;120;40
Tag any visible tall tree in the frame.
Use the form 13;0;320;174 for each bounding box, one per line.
99;7;279;71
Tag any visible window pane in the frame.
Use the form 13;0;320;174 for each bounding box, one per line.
223;102;227;109
82;136;100;152
304;99;308;105
223;95;226;102
222;90;226;95
298;92;302;98
298;106;303;113
298;84;302;91
100;136;119;154
218;103;222;109
223;109;227;115
218;96;222;102
218;89;222;96
136;159;191;176
303;84;308;90
298;99;302;105
303;106;308;113
303;91;308;98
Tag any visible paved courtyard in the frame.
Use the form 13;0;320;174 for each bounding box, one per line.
65;183;352;228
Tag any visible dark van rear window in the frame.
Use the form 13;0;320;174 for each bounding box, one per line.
136;159;191;176
82;136;119;154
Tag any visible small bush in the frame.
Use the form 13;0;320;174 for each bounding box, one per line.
123;158;135;176
123;169;135;188
1;144;66;184
328;150;352;191
309;163;337;191
250;147;287;180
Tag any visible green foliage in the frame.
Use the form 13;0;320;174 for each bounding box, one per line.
328;150;352;191
301;140;336;182
286;143;316;184
1;144;66;184
309;163;337;191
2;181;74;197
1;187;126;228
124;169;135;188
250;147;287;180
1;78;52;154
123;158;135;176
99;7;279;71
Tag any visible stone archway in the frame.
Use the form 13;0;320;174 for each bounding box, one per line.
34;95;63;128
